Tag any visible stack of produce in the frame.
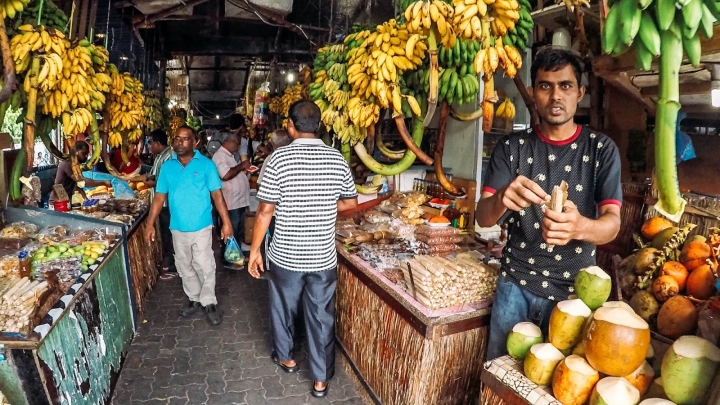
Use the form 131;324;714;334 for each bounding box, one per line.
143;90;166;132
620;217;719;339
415;224;462;254
0;277;49;333
503;264;720;405
8;0;68;35
400;252;497;309
270;83;307;119
108;66;145;144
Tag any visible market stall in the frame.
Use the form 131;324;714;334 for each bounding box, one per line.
0;206;132;405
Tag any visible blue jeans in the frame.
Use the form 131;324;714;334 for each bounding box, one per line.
486;275;555;361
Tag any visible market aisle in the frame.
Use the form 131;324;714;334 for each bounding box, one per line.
111;261;366;405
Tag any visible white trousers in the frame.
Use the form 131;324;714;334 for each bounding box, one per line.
171;225;217;306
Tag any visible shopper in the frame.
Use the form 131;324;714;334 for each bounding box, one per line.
51;142;111;201
256;128;292;185
212;131;251;268
142;129;176;279
475;48;622;360
247;100;357;398
145;126;234;326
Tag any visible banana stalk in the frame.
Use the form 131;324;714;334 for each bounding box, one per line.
449;105;484;121
365;120;376;155
0;17;19;104
83;112;102;170
423;26;440;127
120;132;130;164
341;141;351;165
22;57;41;171
0;99;9;128
64;136;84;183
9;148;26;201
37;116;68;160
354;117;425;176
377;129;406;160
435;101;465;196
395;115;433;165
100;110;123;177
482;75;495;133
654;29;683;215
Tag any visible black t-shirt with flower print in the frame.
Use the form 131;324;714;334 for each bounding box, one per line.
483;125;622;300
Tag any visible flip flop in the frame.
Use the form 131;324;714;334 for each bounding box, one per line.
159;273;177;280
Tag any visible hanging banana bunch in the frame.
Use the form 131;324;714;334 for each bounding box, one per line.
0;0;30;19
405;0;458;48
107;65;146;142
502;0;535;50
8;0;68;36
143;90;165;132
602;0;718;216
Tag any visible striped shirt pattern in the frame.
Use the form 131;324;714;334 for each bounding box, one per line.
150;146;173;205
257;138;357;272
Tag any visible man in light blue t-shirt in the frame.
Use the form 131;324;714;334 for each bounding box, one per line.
145;126;233;326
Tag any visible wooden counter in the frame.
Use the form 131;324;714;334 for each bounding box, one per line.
336;246;491;405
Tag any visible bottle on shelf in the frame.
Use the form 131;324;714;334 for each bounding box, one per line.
71;191;84;210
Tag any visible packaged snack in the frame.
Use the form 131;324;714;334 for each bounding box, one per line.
364;210;392;224
0;254;21;277
417;243;460;255
415;225;459;237
416;234;464;245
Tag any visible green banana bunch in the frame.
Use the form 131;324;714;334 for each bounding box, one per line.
438;38;481;69
8;0;68;36
437;67;479;105
502;0;534;50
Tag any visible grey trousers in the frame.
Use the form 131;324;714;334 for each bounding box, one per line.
268;261;337;382
171;225;217;306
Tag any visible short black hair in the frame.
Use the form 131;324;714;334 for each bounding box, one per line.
288;100;320;133
531;48;583;88
75;141;90;152
150;129;168;146
228;114;246;130
176;125;197;139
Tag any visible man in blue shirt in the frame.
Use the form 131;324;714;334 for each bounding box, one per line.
145;126;233;325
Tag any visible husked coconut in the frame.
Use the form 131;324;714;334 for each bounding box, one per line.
524;343;565;386
583;305;650;377
552;355;599;405
506;322;543;361
656;295;698;339
549;299;592;350
602;300;634;311
623;360;654;396
661;335;720;405
589;377;640;405
575;266;612;310
638;399;676;405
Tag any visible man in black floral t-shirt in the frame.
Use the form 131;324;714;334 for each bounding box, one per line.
476;49;622;360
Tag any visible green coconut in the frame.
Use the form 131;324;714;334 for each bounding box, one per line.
548;299;592;350
524;343;565;386
575;266;612;310
589;377;640;405
506;322;543;360
661;335;720;405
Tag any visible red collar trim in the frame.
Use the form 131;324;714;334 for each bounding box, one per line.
533;125;581;146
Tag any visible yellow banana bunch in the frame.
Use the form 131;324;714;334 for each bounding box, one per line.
452;0;490;40
404;0;457;48
320;108;341;131
109;131;123;148
61;108;93;136
10;25;68;75
128;128;143;142
1;0;30;20
269;96;283;114
279;83;306;116
143;90;164;132
474;39;522;79
489;0;521;37
495;98;516;120
337;124;368;145
108;72;146;132
347;97;381;128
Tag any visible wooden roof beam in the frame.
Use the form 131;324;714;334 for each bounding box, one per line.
640;81;712;97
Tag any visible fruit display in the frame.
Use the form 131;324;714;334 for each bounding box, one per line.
506;322;543;360
8;0;68;35
143;90;166;133
0;0;29;19
619;216;719;338
552;355;599;405
273;83;306;117
661;335;720;404
602;0;720;217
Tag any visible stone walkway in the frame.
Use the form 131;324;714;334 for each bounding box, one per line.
111;265;366;405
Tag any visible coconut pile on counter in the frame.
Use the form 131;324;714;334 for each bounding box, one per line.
619;217;720;341
504;265;720;405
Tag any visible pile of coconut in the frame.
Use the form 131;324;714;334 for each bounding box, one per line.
620;217;719;340
504;266;720;405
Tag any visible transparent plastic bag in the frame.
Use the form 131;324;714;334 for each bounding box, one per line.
224;237;244;265
415;225;459;237
416;234;464;245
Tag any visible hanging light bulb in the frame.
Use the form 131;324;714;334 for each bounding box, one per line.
287;72;295;82
215;115;220;119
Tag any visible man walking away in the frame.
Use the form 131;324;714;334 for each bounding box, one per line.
142;129;175;279
256;129;292;186
212;132;251;269
145;126;234;326
248;100;358;398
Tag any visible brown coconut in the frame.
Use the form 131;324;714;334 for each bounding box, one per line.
656;295;698;339
552;355;600;405
680;241;713;271
623;360;654;397
583;305;650;377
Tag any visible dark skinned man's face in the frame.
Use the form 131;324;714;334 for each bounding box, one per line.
173;129;196;157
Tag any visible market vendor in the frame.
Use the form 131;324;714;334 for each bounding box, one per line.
475;48;622;360
51;142;112;201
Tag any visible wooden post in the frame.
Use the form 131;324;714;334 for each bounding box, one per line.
159;59;167;98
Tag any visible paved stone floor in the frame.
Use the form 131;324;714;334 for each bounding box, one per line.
111;265;366;405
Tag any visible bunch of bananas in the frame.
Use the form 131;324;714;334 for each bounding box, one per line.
474;40;523;78
108;130;123;148
452;0;490;40
404;0;457;48
168;109;186;142
438;66;480;104
0;0;29;19
268;96;283;114
346;97;382;127
61;108;93;136
143;90;164;131
336;120;368;145
501;0;534;50
439;38;482;68
555;0;590;11
11;25;68;74
128;128;143;142
308;44;347;100
495;98;516;120
108;70;145;131
42;41;96;118
278;83;306;116
9;0;68;35
488;0;522;37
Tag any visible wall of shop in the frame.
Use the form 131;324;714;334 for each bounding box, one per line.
678;133;720;195
603;86;650;183
443;104;480;181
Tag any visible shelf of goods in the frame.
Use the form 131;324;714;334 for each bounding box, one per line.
478;185;720;405
336;198;496;405
0;206;132;405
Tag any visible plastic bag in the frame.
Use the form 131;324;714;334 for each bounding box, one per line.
415;225;458;237
224;237;244;265
675;111;695;164
252;82;271;127
416;234;464;245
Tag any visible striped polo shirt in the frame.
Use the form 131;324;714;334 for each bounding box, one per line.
257;138;357;272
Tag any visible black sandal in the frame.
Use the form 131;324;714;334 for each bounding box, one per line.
271;351;299;373
311;381;328;398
